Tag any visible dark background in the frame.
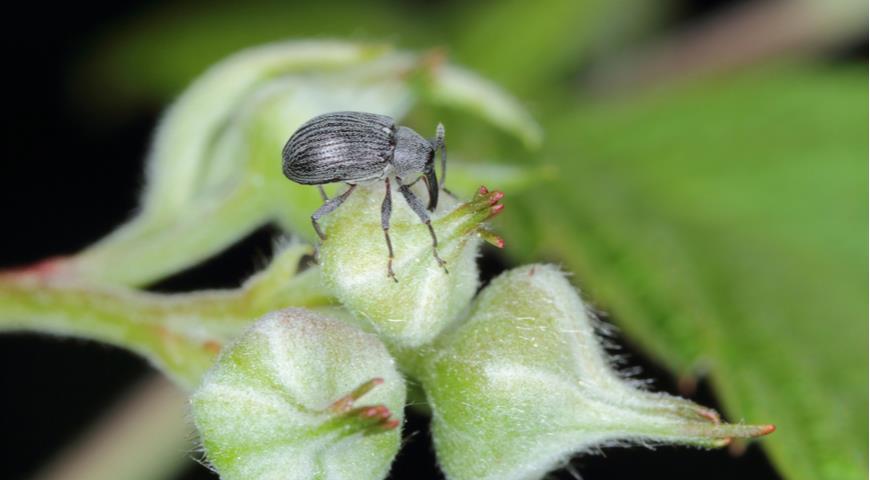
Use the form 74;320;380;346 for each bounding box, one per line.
1;1;863;479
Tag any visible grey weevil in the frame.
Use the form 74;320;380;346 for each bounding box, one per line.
282;111;448;281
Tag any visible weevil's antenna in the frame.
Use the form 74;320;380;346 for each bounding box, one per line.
435;123;446;188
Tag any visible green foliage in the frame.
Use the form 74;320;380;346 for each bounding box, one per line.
73;0;656;110
501;66;868;480
5;0;867;473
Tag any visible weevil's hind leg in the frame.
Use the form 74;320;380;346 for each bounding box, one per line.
317;185;329;201
311;184;357;241
397;179;448;274
381;178;398;282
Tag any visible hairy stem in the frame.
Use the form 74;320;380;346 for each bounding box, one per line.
69;183;272;287
0;244;336;388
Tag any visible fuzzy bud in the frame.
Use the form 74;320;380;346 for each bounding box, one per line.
423;265;774;480
319;184;505;351
191;308;405;480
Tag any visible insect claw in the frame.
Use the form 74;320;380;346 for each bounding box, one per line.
433;249;449;273
386;259;398;283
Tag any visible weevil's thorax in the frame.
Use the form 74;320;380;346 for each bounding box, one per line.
391;126;434;180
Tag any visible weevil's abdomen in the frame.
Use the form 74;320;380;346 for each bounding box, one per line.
282;112;396;185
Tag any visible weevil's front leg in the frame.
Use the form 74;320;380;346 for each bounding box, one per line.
311;184;357;240
317;185;329;201
397;179;448;273
381;178;397;282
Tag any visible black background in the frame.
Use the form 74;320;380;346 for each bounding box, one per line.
5;0;858;478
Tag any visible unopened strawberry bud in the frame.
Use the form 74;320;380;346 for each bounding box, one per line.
319;184;505;351
191;308;405;480
423;265;774;480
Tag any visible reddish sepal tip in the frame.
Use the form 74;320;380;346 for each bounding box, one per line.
754;424;776;437
489;191;504;204
697;409;721;424
361;405;391;420
478;186;489;195
383;418;401;430
362;407;380;418
491;204;505;215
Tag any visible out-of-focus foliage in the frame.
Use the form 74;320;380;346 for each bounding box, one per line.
73;0;655;113
505;67;868;480
67;1;867;479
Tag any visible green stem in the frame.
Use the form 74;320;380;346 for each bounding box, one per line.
0;245;337;389
69;183;272;287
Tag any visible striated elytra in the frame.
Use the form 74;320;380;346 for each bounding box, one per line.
282;111;448;281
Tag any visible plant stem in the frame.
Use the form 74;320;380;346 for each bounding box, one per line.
0;244;337;388
69;183;272;287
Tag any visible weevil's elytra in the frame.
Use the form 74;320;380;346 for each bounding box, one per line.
282;111;448;282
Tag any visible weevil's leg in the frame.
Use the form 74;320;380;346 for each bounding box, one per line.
317;185;329;201
311;184;357;241
381;178;397;282
397;179;448;273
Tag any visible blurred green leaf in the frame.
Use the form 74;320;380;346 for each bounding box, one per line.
73;0;662;115
73;0;433;111
453;0;660;96
502;66;867;480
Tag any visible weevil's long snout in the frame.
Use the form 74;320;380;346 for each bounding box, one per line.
424;167;439;211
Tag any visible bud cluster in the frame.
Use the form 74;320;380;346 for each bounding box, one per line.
191;186;772;480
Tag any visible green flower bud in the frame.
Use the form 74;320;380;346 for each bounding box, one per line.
319;185;505;352
423;264;774;480
191;308;406;480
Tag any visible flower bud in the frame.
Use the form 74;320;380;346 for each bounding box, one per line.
191;308;405;480
423;264;774;480
319;185;505;352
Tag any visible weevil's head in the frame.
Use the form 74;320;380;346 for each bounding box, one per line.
394;126;439;211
